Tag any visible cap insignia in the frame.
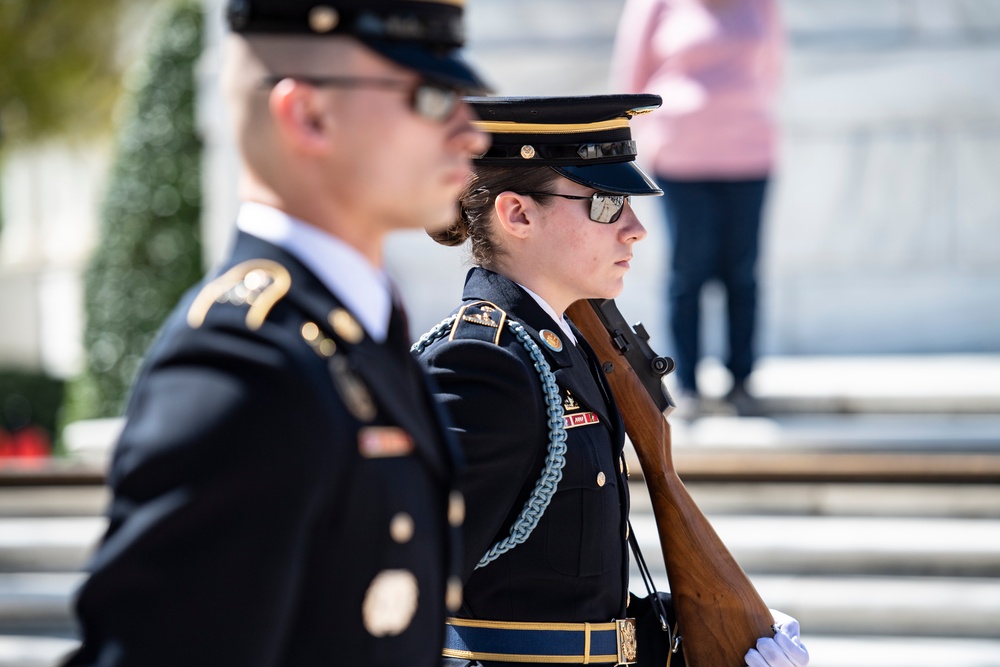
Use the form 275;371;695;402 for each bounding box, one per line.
362;569;419;637
329;308;365;344
330;356;377;422
539;329;563;352
187;259;291;331
308;6;340;33
520;145;536;159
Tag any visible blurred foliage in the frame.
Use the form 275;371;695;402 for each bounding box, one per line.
0;369;65;442
0;0;143;149
62;0;204;424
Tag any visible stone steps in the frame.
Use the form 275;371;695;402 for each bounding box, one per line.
2;405;997;665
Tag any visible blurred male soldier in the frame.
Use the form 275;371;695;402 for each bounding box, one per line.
64;2;490;666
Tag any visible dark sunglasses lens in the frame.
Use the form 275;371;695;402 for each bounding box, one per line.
413;84;459;122
590;194;628;223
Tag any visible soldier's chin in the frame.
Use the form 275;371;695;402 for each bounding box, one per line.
421;202;460;233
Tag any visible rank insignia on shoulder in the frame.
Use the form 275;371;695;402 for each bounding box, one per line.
539;329;563;352
330;355;377;422
358;426;415;458
187;259;291;331
449;301;507;345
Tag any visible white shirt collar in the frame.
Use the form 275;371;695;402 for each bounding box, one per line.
518;284;578;346
236;202;393;342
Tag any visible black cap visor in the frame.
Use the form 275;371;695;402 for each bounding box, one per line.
362;39;492;94
554;162;663;196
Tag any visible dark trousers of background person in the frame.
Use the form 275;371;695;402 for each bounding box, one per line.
657;176;769;395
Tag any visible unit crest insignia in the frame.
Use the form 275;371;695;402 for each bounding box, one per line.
539;329;563;352
562;390;580;412
187;259;291;331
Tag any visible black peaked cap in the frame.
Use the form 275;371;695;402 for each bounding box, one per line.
226;0;489;92
466;95;663;196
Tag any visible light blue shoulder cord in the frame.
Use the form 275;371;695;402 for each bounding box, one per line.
412;316;568;569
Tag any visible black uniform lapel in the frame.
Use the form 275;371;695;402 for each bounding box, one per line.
555;342;614;433
229;232;448;478
349;339;447;477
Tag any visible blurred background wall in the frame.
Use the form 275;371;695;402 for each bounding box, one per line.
2;0;999;381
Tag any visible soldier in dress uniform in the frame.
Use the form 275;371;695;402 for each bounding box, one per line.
63;2;489;666
413;96;810;667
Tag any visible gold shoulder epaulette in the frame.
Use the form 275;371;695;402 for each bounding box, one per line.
448;300;507;345
187;259;292;331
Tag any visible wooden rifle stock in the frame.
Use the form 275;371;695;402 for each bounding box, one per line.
566;298;774;667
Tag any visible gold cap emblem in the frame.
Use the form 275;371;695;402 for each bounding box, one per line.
520;145;536;159
329;308;364;344
308;6;340;33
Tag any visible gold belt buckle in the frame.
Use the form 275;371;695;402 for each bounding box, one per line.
616;618;637;665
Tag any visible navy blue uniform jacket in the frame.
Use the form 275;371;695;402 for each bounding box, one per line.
65;232;462;667
416;268;630;625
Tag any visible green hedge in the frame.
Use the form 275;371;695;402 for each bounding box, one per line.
63;0;204;424
0;370;65;441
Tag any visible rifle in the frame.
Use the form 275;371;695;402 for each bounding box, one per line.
565;298;775;667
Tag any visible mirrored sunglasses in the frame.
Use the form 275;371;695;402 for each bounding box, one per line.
520;191;631;224
261;76;461;123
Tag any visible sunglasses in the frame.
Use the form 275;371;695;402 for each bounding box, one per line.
262;76;461;123
519;191;632;224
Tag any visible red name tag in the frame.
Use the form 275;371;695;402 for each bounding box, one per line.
563;412;600;429
358;427;415;458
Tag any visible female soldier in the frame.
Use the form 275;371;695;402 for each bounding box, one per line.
413;95;808;667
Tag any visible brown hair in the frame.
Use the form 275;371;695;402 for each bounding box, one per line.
430;165;561;266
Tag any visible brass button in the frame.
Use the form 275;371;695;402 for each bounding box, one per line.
448;491;466;527
446;575;463;611
389;512;414;544
596;472;606;487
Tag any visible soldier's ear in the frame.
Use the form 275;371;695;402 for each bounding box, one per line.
269;79;332;155
494;191;535;240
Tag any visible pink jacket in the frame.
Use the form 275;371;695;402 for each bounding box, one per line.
610;0;783;178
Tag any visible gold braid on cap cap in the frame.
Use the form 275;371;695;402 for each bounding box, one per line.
473;118;630;135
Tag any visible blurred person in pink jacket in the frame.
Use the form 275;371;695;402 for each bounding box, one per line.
611;0;783;417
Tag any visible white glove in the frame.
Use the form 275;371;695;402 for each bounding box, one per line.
744;609;809;667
